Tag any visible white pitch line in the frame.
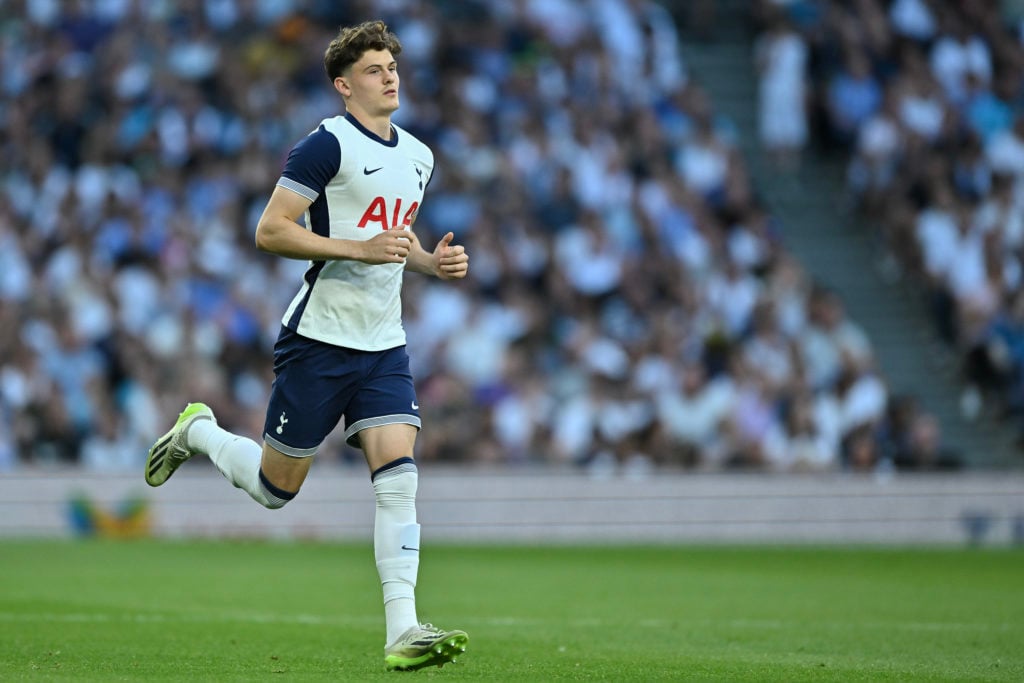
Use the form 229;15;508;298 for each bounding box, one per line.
0;612;1016;633
0;611;379;626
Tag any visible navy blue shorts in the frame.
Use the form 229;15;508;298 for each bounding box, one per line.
263;327;421;456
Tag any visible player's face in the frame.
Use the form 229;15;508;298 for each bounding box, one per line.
343;49;400;116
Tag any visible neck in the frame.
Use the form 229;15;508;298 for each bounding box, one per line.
346;107;392;140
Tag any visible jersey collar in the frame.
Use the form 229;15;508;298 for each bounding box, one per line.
344;112;399;147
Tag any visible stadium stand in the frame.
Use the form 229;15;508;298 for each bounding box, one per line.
753;0;1024;459
3;0;1009;476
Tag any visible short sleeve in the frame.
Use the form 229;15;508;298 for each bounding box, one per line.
277;125;341;201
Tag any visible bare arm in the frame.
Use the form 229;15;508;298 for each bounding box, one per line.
254;186;413;264
404;229;469;280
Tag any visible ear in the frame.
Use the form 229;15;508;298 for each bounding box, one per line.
333;76;350;98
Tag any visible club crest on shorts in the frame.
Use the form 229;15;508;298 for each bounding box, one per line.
276;412;289;435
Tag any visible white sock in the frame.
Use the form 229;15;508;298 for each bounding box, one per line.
188;419;291;509
372;459;420;645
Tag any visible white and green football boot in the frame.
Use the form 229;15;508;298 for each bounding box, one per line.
144;402;214;487
383;624;468;672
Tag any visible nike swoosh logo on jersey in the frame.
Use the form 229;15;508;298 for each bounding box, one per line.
363;166;383;175
401;545;420;552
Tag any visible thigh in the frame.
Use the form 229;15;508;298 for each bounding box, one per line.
359;423;419;473
260;440;314;492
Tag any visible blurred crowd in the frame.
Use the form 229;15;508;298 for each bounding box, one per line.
0;0;956;475
755;0;1024;444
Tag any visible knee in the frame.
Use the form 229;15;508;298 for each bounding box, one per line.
371;457;418;509
258;467;299;509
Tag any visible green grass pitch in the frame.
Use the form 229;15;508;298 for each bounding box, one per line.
1;540;1021;681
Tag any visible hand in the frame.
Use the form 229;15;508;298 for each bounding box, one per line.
433;232;469;280
359;227;412;264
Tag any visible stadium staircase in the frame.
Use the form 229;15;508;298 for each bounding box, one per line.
671;3;1020;467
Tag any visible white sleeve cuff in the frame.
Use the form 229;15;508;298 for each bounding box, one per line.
277;177;318;201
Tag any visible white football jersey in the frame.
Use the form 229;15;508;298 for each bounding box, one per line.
275;113;434;351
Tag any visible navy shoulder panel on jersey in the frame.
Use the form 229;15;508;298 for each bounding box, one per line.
280;125;341;197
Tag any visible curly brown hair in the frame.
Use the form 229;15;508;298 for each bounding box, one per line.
323;20;402;81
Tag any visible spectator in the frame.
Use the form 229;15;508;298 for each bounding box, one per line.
825;48;883;145
755;13;810;167
655;359;734;467
800;285;874;393
765;390;839;471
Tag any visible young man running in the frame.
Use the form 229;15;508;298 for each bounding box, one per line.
144;20;469;672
